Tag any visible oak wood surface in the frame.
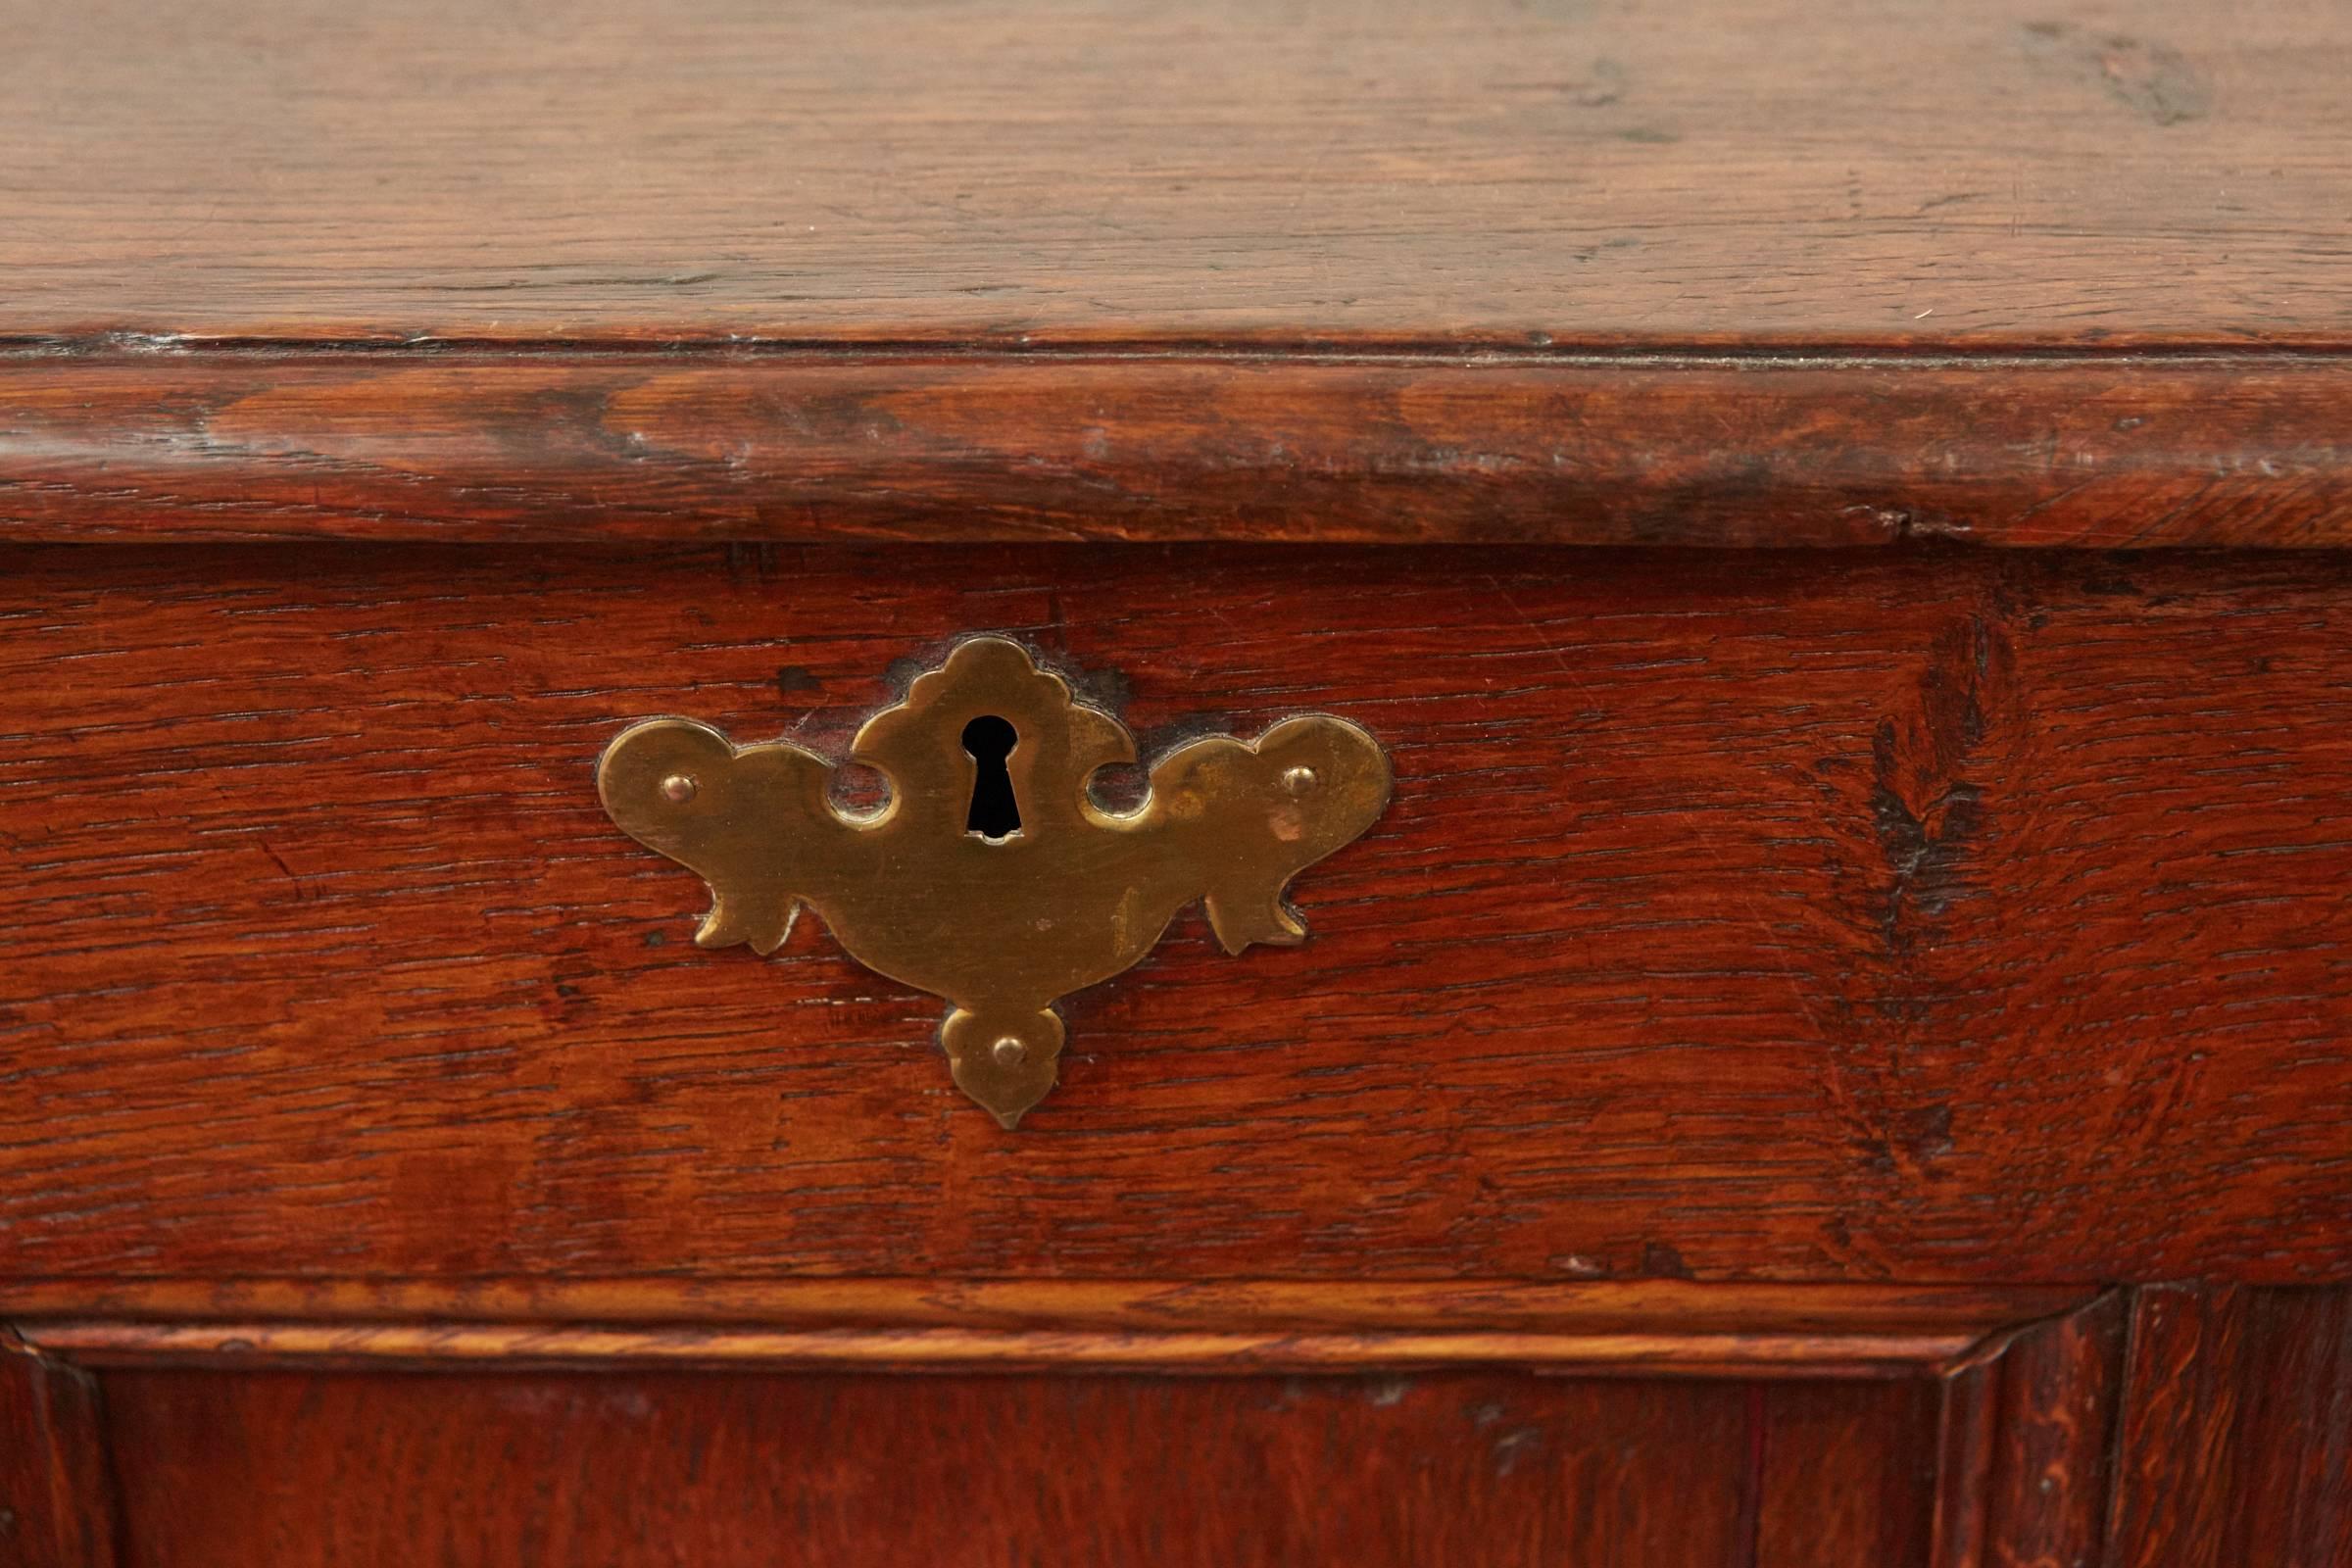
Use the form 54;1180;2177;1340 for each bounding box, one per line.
7;1;2349;1554
1924;1292;2127;1568
4;0;2348;349
9;352;2352;550
4;544;2348;1288
23;1285;2343;1566
5;1276;2081;1375
5;1281;2085;1387
8;1;2349;551
1951;1290;2125;1568
93;1365;1943;1568
2106;1285;2352;1568
0;1276;2087;1334
0;1319;2002;1377
0;1338;116;1568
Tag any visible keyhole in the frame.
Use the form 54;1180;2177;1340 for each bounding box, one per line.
961;714;1021;838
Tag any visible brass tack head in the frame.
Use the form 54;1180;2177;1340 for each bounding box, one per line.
992;1036;1028;1067
1283;765;1320;795
661;773;699;804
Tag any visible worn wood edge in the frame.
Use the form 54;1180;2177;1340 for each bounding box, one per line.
10;1321;1979;1377
5;350;2350;548
0;1277;2091;1333
1;1281;2091;1376
1929;1291;2130;1568
15;330;2352;359
1929;1355;2000;1568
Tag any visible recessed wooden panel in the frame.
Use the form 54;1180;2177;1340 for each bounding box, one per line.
1;546;2349;1284
95;1367;1939;1568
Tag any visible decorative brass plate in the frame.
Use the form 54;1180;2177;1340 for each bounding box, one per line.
598;638;1392;1127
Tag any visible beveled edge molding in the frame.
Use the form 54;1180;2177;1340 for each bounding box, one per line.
7;352;2352;549
1926;1290;2128;1568
3;1278;2095;1379
0;1292;2138;1568
8;1322;1980;1378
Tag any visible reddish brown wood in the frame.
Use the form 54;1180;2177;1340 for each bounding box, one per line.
6;1280;2085;1380
9;1318;1972;1379
31;1295;2132;1567
4;0;2348;348
6;353;2352;549
0;1276;2088;1339
1757;1379;1944;1566
1929;1353;1999;1568
0;1337;116;1568
92;1365;1944;1568
7;5;2350;550
3;545;2350;1286
5;0;2349;1553
1926;1294;2126;1568
1978;1293;2127;1567
2107;1285;2352;1567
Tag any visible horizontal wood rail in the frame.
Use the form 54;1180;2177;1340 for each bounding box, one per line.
6;350;2351;549
5;1279;2093;1377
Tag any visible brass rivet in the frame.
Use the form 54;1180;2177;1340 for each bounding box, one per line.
661;773;699;804
992;1036;1028;1067
1283;765;1319;795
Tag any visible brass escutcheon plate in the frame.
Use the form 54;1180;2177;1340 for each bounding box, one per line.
598;638;1392;1126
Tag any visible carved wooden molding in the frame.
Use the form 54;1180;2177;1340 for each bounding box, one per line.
7;1280;2091;1377
13;354;2352;552
0;1288;2183;1566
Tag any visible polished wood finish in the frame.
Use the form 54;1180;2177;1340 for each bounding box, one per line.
2107;1286;2352;1567
0;1276;2088;1337
24;1292;2221;1567
95;1367;1941;1568
12;1279;2088;1379
13;1287;2340;1566
5;0;2348;348
7;0;2351;1558
9;353;2352;549
3;545;2348;1287
1934;1292;2127;1568
0;1338;115;1568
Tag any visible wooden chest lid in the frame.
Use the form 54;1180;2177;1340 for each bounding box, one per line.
4;0;2350;547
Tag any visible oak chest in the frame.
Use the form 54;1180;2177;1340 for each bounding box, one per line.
4;1;2351;1563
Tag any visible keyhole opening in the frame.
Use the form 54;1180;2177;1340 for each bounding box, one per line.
961;714;1021;839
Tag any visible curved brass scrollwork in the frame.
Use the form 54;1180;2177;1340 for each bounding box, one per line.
598;637;1391;1127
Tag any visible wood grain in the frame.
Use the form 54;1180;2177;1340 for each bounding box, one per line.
1973;1292;2126;1568
3;545;2350;1287
10;1280;2083;1380
9;1319;1976;1378
8;352;2352;549
7;0;2349;1548
92;1365;1942;1568
1927;1293;2126;1568
0;1276;2087;1335
2106;1285;2352;1567
3;0;2348;348
0;1337;116;1568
